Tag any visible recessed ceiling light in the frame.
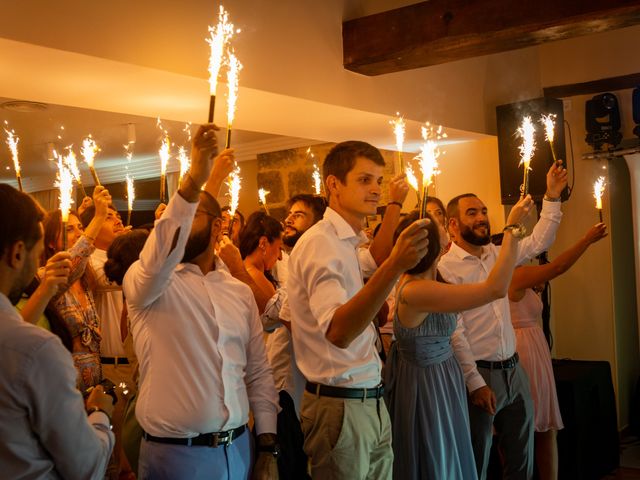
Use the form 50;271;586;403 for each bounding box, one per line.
1;101;48;113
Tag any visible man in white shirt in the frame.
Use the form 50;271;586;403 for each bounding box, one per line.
288;140;429;479
438;163;568;480
123;124;279;479
0;184;115;479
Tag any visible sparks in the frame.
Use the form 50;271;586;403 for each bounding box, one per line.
417;124;442;189
389;113;405;155
226;166;241;216
177;145;190;184
226;52;242;128
312;164;322;195
124;143;133;163
4;127;20;177
159;134;171;203
55;157;74;224
405;163;419;191
517;116;536;169
81;136;101;185
126;174;135;226
206;6;236;97
63;148;80;182
258;188;269;206
540;114;556;144
593;176;606;210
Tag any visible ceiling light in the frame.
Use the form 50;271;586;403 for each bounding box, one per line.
1;100;48;113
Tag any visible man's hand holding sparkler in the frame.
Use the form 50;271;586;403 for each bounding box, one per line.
180;124;220;202
545;160;568;200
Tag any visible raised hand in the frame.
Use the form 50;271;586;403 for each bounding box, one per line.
545;160;568;199
584;223;608;244
388;173;410;205
506;194;533;226
388;218;430;272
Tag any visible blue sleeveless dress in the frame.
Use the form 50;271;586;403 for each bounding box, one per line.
384;307;478;479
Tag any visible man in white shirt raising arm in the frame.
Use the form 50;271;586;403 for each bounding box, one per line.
122;124;279;480
439;162;568;480
288;140;429;479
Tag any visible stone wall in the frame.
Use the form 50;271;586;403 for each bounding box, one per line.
257;142;401;220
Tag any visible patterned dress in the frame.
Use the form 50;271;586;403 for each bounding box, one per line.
44;236;102;392
384;300;477;479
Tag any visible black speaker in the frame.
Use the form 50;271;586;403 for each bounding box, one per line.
633;87;640;138
496;98;567;205
585;93;623;150
552;359;619;480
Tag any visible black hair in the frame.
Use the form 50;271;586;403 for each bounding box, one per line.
182;191;222;263
287;194;327;223
78;204;118;229
104;229;150;286
0;184;43;256
221;206;245;229
393;210;441;275
239;211;284;259
446;193;478;220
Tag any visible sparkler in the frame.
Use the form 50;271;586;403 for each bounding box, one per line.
416;124;443;218
517;116;536;197
126;174;135;227
63;148;87;198
81;136;101;186
158;134;171;203
540;113;559;165
225;52;242;148
225;166;241;235
177;146;190;185
405;162;421;205
55;156;74;250
4;124;22;191
206;6;236;123
593;176;606;223
389;113;405;173
258;188;270;215
312;163;322;196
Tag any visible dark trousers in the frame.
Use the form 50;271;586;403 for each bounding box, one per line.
469;363;534;480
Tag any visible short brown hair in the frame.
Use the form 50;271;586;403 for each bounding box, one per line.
0;185;44;256
322;141;385;185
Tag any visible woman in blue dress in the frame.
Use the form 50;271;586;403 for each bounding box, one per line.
384;194;532;479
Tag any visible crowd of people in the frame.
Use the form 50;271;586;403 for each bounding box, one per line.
0;122;607;480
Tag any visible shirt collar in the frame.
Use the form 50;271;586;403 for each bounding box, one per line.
175;257;229;276
323;207;368;245
0;293;20;320
448;241;491;261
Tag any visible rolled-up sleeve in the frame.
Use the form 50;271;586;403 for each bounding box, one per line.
516;199;562;264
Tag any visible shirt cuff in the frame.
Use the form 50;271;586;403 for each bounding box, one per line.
88;410;111;429
541;198;562;213
466;372;487;393
162;190;199;221
253;411;278;436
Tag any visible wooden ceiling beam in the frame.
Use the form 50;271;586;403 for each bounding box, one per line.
343;0;640;76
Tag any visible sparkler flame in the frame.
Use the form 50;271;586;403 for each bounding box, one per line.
540;114;556;144
312;164;322;195
4;127;20;176
517;116;536;169
389;114;405;154
159;135;171;177
594;176;606;210
81;136;98;168
55;157;74;223
126;175;135;212
226;166;241;216
63;148;81;182
226;52;242;127
124;143;133;162
258;188;269;205
177;146;190;183
206;6;236;96
405;163;419;191
416;124;443;188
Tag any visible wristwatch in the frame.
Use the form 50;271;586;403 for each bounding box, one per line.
86;406;113;429
257;443;281;459
503;223;527;239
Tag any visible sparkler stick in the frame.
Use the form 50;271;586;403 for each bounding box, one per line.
4;125;22;191
158;134;171;203
81;136;101;186
206;6;236;123
417;124;442;218
540;114;559;165
55;157;74;251
517;116;536;197
258;188;270;215
225;166;241;236
225;52;242;148
389;114;405;173
63;148;87;198
594;176;605;223
126;175;135;227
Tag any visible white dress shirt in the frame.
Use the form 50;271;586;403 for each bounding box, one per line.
123;193;278;438
439;199;562;392
0;293;113;479
90;248;126;357
288;207;382;388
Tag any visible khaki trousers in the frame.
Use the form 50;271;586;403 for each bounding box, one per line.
300;390;393;480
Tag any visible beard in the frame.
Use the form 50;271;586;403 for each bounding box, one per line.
460;222;491;246
182;224;212;263
282;229;303;248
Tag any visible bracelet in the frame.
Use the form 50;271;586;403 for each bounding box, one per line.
543;194;561;202
387;201;403;208
503;223;527;239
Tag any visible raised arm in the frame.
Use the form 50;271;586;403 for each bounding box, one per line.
123;124;219;308
399;196;533;324
325;219;429;348
368;173;409;266
20;252;71;324
509;222;607;299
204;148;235;199
516;162;567;263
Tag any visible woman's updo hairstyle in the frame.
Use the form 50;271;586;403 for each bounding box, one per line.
393;210;441;275
104;229;150;286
